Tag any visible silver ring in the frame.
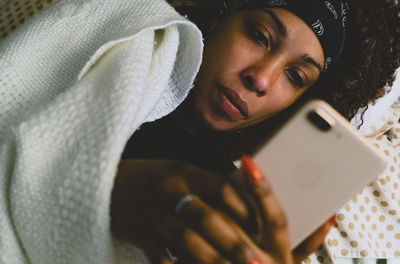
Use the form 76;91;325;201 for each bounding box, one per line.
175;193;196;214
164;246;178;263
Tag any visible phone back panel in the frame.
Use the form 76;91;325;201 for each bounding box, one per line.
253;100;387;248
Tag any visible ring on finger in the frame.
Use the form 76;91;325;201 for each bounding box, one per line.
175;193;196;215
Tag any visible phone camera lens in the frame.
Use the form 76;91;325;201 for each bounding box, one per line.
307;111;332;131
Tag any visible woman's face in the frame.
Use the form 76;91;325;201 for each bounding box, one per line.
192;8;324;131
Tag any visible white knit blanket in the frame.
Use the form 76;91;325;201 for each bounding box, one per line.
0;0;202;263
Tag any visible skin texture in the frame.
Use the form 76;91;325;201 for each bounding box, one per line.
170;0;400;159
169;0;400;122
112;159;334;264
187;8;324;131
112;8;330;264
112;0;400;262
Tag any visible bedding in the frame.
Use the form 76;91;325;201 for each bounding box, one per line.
0;0;56;40
0;0;202;263
2;1;399;263
351;70;400;136
305;74;400;263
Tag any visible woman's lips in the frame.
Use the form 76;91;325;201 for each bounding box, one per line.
217;84;249;119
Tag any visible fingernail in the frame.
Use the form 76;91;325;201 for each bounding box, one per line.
247;258;263;264
241;156;263;184
328;214;337;226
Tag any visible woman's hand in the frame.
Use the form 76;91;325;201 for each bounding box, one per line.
238;156;336;264
111;159;333;263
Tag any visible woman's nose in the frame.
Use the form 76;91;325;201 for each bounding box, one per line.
241;62;278;97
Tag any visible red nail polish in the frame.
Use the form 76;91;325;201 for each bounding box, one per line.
247;259;263;264
241;156;263;184
328;214;337;226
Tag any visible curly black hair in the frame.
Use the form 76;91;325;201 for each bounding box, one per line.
169;0;400;158
316;0;400;121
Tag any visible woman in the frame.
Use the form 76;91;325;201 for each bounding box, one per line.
113;0;400;263
0;0;398;263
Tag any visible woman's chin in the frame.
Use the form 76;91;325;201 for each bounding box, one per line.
202;112;242;132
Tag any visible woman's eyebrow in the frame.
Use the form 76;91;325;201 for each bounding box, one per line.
263;9;287;37
302;54;323;73
261;9;323;73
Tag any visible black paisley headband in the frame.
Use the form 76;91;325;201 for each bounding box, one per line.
217;0;351;71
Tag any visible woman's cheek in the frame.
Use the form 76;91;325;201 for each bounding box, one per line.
272;89;298;112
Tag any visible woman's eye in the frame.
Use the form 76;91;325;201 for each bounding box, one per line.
286;70;305;88
253;29;269;48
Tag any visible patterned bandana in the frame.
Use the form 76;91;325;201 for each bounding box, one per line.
216;0;351;71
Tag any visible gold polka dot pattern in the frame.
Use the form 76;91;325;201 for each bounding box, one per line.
0;0;56;40
303;100;400;263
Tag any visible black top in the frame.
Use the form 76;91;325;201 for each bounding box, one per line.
121;113;236;175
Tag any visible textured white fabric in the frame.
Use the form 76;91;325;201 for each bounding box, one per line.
0;0;203;263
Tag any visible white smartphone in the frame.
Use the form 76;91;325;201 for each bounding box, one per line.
252;99;388;248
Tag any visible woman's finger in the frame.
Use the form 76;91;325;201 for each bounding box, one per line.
240;156;294;263
154;213;231;264
132;234;176;264
169;163;254;231
176;194;265;263
292;216;335;263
